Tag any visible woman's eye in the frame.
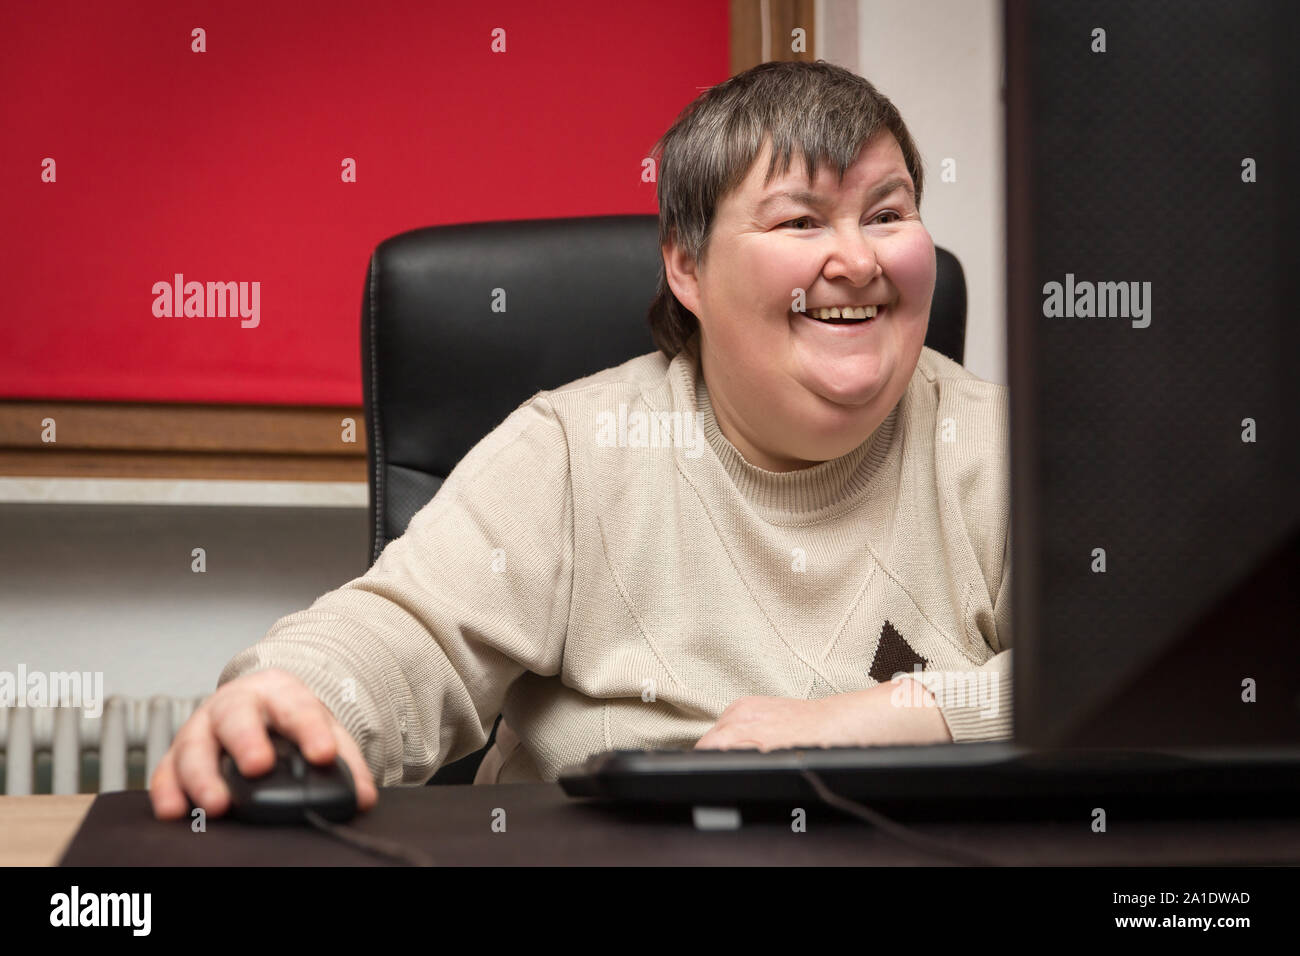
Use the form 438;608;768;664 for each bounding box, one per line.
782;212;899;229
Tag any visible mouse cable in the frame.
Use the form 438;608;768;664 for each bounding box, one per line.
799;769;1003;866
303;810;437;866
303;781;998;867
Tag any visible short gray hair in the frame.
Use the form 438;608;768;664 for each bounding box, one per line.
646;59;926;359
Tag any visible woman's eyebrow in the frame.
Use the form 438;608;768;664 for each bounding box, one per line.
755;176;915;214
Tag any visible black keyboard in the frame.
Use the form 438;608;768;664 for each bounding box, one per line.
558;742;1300;819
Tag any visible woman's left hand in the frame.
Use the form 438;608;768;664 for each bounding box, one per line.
693;681;952;751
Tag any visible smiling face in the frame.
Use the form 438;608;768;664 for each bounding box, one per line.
663;130;936;471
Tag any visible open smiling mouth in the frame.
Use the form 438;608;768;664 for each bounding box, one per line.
794;305;887;326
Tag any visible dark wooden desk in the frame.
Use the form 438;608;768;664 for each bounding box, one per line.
55;783;1300;866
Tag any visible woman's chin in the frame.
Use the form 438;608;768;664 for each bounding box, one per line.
800;369;888;410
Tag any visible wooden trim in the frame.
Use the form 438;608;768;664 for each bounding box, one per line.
0;450;366;482
731;0;818;76
0;402;367;453
0;401;366;480
731;0;766;75
769;0;818;62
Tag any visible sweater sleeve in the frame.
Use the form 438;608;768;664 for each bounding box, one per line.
217;395;574;787
896;528;1014;743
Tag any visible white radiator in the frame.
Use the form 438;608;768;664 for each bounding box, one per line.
0;696;206;795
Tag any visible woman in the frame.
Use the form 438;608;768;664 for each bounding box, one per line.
151;60;1011;818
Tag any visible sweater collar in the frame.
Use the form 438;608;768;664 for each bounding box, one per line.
669;337;902;517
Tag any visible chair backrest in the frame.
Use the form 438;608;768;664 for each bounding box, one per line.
361;213;968;565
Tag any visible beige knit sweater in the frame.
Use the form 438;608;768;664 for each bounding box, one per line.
220;338;1013;786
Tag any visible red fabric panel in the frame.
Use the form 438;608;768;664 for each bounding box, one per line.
1;0;727;404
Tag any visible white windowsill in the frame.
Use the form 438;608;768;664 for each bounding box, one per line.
0;477;368;507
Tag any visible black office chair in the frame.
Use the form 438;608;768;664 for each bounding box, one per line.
360;213;968;783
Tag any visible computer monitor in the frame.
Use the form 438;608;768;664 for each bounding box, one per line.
1005;0;1300;749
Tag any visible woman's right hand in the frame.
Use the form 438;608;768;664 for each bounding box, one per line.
148;668;379;820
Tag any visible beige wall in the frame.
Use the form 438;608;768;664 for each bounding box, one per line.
818;0;1006;385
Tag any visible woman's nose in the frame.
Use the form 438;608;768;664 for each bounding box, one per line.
824;231;882;285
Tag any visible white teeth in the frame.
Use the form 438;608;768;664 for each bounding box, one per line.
807;305;878;320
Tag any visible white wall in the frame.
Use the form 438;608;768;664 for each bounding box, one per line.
819;0;1006;384
0;501;369;702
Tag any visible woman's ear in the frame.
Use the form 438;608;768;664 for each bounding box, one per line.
662;236;703;318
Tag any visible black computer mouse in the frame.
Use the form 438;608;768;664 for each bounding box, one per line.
218;730;357;824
